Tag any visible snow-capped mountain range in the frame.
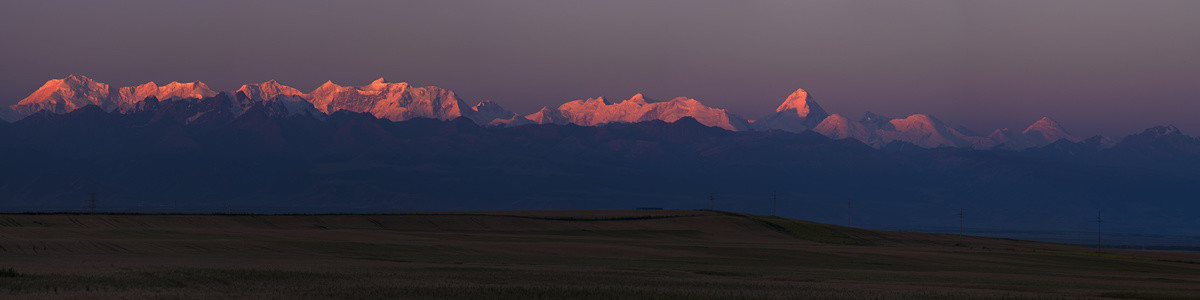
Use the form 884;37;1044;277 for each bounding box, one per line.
3;75;1103;149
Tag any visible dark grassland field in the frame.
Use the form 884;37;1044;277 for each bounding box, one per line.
1;210;1198;299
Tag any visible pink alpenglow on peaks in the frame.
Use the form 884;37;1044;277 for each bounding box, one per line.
5;74;1109;151
155;81;218;101
753;88;830;132
236;80;307;102
776;88;824;117
814;114;874;145
12;74;112;115
550;93;749;130
115;81;217;111
12;75;219;115
307;78;467;122
1023;117;1081;146
876;114;963;148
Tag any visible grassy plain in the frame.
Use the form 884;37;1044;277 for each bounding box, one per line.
1;210;1198;299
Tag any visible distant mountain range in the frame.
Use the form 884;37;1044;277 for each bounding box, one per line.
4;75;1120;150
3;75;1198;236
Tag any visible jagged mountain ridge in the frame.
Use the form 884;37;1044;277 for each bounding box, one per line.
6;75;1096;148
1;106;1198;235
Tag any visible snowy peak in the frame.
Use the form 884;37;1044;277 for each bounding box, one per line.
364;77;397;91
113;80;217;112
753;88;830;132
236;80;306;102
815;112;998;149
859;111;895;131
306;78;464;122
639;97;749;131
873;114;973;149
12;74;113;115
314;81;342;92
814;114;873;144
1141;124;1183;137
551;94;748;130
262;94;324;119
466;100;517;126
1022;116;1080;146
157;81;217;100
628;93;649;104
115;82;159;108
144;81;217;101
471;100;505;112
525;106;567;125
1023;117;1064;135
229;80;321;119
5;75;1122;150
775;88;827;118
1113;124;1190;147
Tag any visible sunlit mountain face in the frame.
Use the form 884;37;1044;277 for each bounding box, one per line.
3;75;1200;237
6;75;1091;150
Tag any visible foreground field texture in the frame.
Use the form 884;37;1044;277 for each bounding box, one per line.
1;211;1198;299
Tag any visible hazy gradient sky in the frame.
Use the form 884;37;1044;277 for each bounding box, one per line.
2;0;1198;136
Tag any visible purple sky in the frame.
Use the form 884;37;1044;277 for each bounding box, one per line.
2;0;1198;137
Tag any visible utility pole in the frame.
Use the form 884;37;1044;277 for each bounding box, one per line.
708;193;714;210
1097;211;1103;253
86;193;98;213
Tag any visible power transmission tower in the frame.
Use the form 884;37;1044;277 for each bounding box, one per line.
708;193;714;210
1097;211;1103;253
225;199;232;214
958;208;964;236
86;193;98;213
772;191;777;216
847;199;852;226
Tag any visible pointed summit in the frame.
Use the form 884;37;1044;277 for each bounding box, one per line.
525;106;567;125
752;88;830;132
365;77;390;89
628;93;649;104
1024;117;1063;133
776;88;827;117
466;100;517;125
1022;116;1080;146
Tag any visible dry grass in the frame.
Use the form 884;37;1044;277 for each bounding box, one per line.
1;210;1198;299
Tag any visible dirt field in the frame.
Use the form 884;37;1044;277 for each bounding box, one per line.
1;210;1198;299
